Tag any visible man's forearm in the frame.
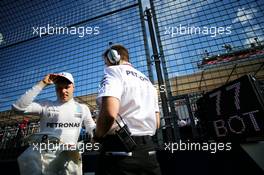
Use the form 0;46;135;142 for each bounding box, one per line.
95;97;119;138
95;113;115;138
156;112;160;129
12;81;46;111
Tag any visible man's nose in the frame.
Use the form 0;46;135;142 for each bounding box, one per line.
62;88;67;93
58;88;67;93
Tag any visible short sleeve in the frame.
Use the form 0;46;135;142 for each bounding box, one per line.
96;67;123;105
154;87;160;112
82;104;96;133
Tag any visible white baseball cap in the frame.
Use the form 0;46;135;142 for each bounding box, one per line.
57;72;74;84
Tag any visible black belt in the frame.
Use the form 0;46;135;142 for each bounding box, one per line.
131;136;153;144
100;135;153;152
102;135;153;144
104;150;156;157
102;135;156;156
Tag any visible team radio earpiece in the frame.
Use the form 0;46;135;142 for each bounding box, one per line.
106;48;121;65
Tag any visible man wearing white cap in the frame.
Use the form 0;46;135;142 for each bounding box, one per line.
12;72;96;175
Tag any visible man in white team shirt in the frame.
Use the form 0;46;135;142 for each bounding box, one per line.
12;72;96;175
94;44;161;175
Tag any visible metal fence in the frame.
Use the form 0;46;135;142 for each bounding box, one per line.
150;0;264;141
0;0;264;154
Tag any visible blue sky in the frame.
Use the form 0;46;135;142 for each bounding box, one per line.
151;0;264;77
0;0;263;112
0;0;147;112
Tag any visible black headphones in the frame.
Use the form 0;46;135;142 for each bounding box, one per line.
105;47;121;65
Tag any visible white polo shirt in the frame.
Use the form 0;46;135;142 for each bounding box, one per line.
97;64;159;136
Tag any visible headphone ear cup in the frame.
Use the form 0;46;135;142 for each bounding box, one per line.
107;49;121;65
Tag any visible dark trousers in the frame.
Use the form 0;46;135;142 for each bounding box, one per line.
95;135;162;175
